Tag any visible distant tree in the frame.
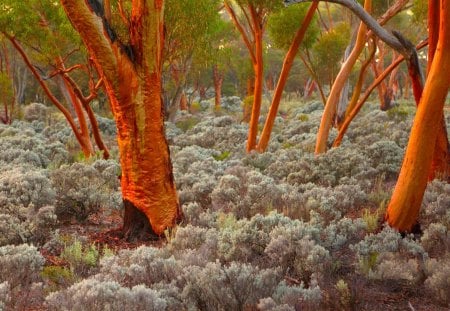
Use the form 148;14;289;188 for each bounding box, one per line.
164;0;222;119
0;41;14;124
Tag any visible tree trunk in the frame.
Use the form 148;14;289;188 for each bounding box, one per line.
180;91;188;111
385;0;450;232
315;0;372;154
427;0;450;181
247;24;264;152
61;0;181;237
257;1;318;152
213;64;223;110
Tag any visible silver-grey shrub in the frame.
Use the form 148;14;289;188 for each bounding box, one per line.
0;166;55;208
211;166;285;219
46;280;167;311
181;261;281;311
23;103;49;122
0;244;45;309
0;282;10;311
51;160;121;221
425;257;450;306
97;246;181;288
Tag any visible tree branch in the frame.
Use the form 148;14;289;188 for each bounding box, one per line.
61;0;120;84
284;0;412;58
224;2;257;64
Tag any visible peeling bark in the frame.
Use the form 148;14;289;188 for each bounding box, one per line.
61;0;181;237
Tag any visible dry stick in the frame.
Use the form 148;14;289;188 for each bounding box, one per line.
286;0;422;152
285;0;410;57
332;39;428;147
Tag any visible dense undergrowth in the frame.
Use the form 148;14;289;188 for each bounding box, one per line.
0;98;449;310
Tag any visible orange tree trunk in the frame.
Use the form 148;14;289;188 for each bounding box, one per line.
385;0;450;232
257;1;318;152
213;64;223;110
61;0;180;237
427;0;450;181
247;22;264;152
315;0;372;154
180;91;188;111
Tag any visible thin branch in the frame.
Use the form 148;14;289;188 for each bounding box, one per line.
224;2;256;64
332;38;428;147
6;35;85;144
284;0;412;58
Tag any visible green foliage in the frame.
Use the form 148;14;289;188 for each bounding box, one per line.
61;239;99;271
165;0;222;62
311;22;351;83
232;0;283;12
411;0;428;25
359;252;379;275
213;151;231;161
386;105;414;121
335;279;351;308
175;117;201;132
267;3;319;51
362;208;379;233
0;1;80;58
41;266;75;292
298;114;309;122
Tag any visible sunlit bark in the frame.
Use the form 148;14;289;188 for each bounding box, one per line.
61;0;180;237
386;0;450;232
257;1;318;152
315;0;372;154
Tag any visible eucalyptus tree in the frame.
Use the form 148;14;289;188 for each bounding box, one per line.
224;0;283;152
257;2;319;151
60;0;182;239
164;0;222;119
0;0;109;158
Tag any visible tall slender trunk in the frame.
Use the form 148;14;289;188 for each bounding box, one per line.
61;73;95;157
257;2;318;152
315;0;372;154
247;24;264;152
385;0;450;232
427;0;450;181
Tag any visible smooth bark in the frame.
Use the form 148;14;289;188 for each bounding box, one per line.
385;0;450;231
315;0;372;154
257;1;318;152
